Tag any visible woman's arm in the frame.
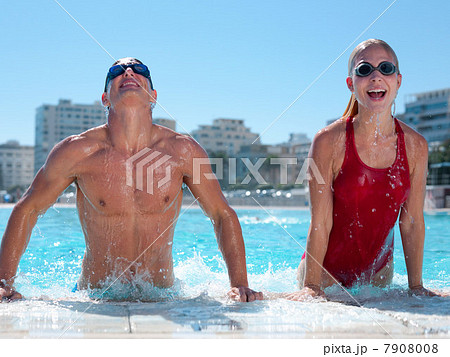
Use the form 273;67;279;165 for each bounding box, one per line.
285;128;339;300
303;131;336;292
399;132;436;296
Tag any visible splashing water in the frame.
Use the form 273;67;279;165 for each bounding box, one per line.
0;207;448;316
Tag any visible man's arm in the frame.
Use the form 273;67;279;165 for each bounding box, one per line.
399;133;436;296
182;139;262;302
0;136;82;301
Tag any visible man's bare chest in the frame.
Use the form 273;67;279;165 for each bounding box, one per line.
74;149;184;214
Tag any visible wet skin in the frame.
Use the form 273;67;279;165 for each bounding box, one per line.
0;59;262;302
287;44;438;300
0;125;188;290
74;124;185;289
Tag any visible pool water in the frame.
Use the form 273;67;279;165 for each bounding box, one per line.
0;206;448;301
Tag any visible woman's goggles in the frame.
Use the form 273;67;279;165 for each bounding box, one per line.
354;61;397;77
104;63;154;92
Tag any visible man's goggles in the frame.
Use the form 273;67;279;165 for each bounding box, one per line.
104;63;153;92
354;61;397;77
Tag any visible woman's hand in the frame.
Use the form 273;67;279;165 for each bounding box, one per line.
283;286;326;301
409;285;447;297
0;284;23;302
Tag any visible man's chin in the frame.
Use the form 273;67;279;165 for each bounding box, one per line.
115;94;150;107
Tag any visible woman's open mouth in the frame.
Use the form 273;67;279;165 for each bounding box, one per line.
367;89;386;99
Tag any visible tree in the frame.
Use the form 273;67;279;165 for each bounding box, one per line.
429;139;450;165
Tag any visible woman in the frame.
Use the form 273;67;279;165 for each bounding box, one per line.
287;39;437;300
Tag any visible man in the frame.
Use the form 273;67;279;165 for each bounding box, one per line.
0;57;262;302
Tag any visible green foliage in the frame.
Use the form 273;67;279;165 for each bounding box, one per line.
6;184;26;193
428;139;450;165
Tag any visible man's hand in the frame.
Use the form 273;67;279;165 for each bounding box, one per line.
283;286;325;301
0;285;23;302
228;286;263;302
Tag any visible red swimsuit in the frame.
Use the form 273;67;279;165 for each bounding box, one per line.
317;117;410;287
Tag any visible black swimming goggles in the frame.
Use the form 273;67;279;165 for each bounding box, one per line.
104;63;154;92
354;61;397;77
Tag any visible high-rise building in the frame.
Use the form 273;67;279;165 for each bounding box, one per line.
192;118;260;155
34;99;105;173
400;88;450;146
0;140;34;190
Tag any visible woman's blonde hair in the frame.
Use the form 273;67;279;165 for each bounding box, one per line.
342;39;400;119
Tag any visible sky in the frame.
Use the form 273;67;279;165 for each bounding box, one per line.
1;0;449;146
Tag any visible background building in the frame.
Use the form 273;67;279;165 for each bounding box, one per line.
286;133;310;146
231;132;311;188
192;118;260;155
236;144;290;186
398;88;450;207
34;99;105;173
400;88;450;147
0;140;34;191
285;132;311;163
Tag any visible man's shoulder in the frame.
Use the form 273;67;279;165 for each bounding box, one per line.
155;126;206;157
175;135;207;159
36;125;108;177
50;125;108;161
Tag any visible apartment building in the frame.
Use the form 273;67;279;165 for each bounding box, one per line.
400;88;450;146
34;99;105;173
0;140;34;190
192;118;260;155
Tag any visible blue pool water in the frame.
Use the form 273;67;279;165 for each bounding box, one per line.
0;206;448;301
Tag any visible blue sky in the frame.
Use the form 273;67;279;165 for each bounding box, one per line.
1;0;449;146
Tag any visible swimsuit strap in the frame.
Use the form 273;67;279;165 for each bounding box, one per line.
345;116;354;154
393;118;407;162
343;116;357;163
